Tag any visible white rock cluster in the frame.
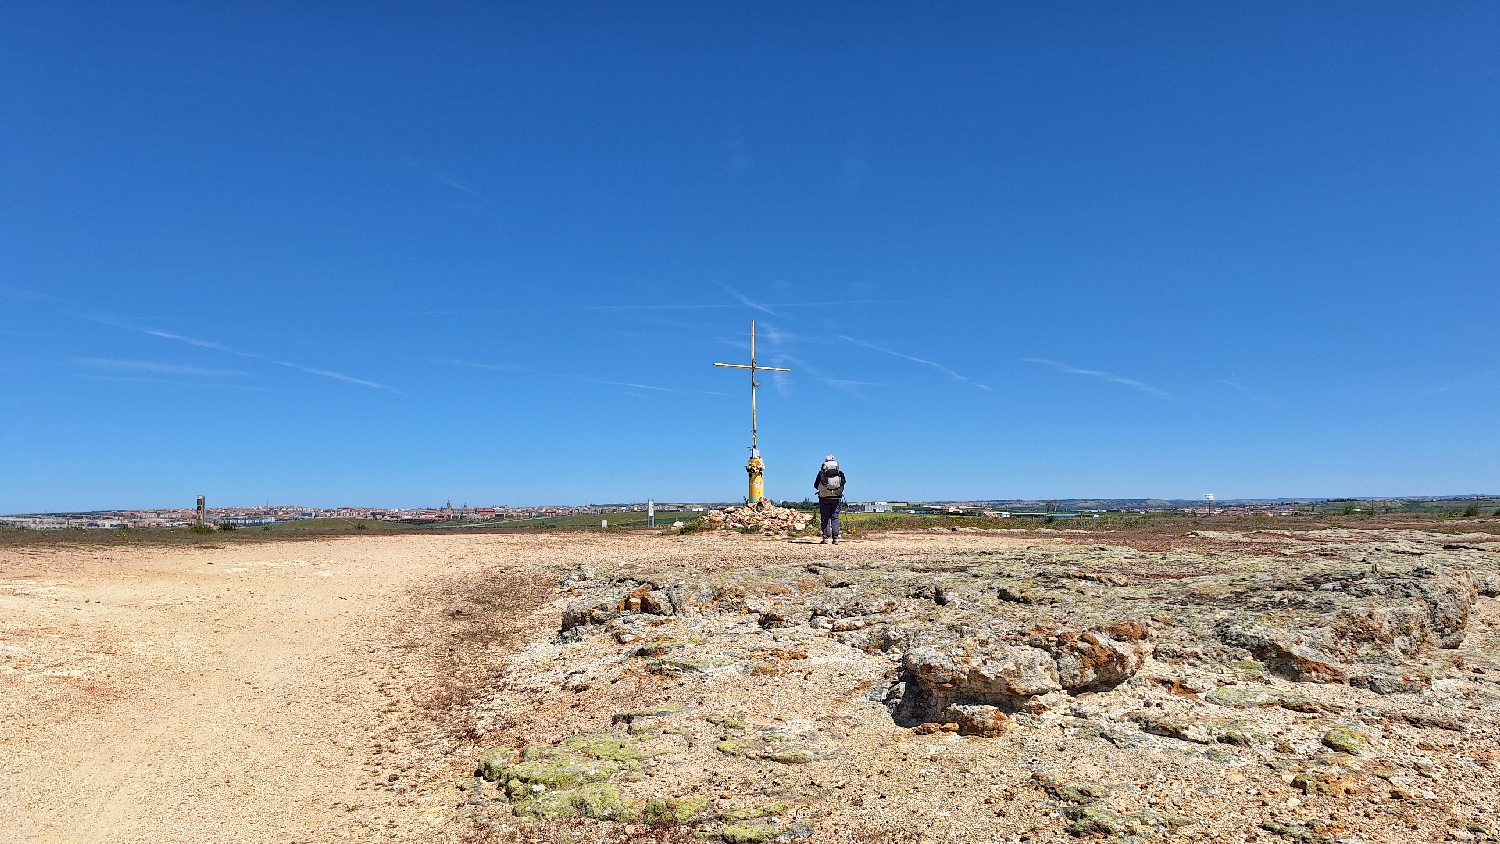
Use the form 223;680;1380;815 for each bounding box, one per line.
697;499;809;534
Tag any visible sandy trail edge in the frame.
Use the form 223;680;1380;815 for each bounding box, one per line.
0;534;554;844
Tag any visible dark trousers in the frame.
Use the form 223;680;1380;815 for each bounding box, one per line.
819;499;841;539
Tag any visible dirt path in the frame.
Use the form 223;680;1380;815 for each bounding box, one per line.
0;534;558;844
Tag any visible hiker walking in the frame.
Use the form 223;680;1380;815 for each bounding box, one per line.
814;455;846;544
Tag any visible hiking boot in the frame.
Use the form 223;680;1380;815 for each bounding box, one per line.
819;538;828;545
832;536;839;544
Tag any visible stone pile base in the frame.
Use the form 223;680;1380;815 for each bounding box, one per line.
697;499;808;534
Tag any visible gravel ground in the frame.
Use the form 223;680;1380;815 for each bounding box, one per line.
3;527;1498;844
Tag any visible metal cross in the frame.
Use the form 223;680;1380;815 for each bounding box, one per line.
713;320;789;450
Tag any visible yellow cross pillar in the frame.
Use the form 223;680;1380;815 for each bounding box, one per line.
746;450;765;503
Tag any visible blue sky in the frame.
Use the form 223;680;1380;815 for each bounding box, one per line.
3;2;1497;512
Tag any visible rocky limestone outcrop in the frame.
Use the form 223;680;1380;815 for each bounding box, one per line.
1327;605;1435;660
1325;567;1476;649
886;623;1151;724
1219;625;1349;684
1215;567;1479;684
639;583;711;616
561;594;630;634
938;703;1016;737
561;580;713;639
808;598;899;632
1027;626;1150;690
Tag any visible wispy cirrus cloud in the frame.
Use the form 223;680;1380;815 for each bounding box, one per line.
271;361;389;390
0;282;62;303
90;316;395;391
1023;357;1172;399
841;335;993;391
407;160;492;203
135;327;245;356
1216;378;1282;409
1422;371;1491;396
72;357;249;378
397;299;909;317
76;375;271;391
714;282;782;318
823;378;883;394
436;359;725;397
1;284;394;390
438;359;526;373
771;353;881;398
752;322;804;359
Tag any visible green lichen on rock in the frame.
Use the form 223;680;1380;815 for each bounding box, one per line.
1260;820;1334;842
649;655;739;675
1062;805;1129;835
1061;804;1182;837
637;641;690;657
1051;781;1108;804
616;703;686;723
1206;684;1274;707
1208;684;1309;710
707;713;748;730
1321;726;1370;755
1218;727;1270;747
567;785;627;821
716;738;750;756
760;746;818;764
476;746;513;781
1136;810;1187;829
510;788;576;820
498;734;642;793
720;820;781;843
486;733;646;821
555;734;641;764
1133;712;1220;744
1035;773;1107;805
641;795;710;824
720;803;789;821
513;782;631;821
1290;773;1333;796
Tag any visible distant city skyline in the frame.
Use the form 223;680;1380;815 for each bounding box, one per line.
7;493;1496;524
3;3;1497;513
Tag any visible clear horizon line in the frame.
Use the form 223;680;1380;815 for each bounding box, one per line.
7;492;1497;517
